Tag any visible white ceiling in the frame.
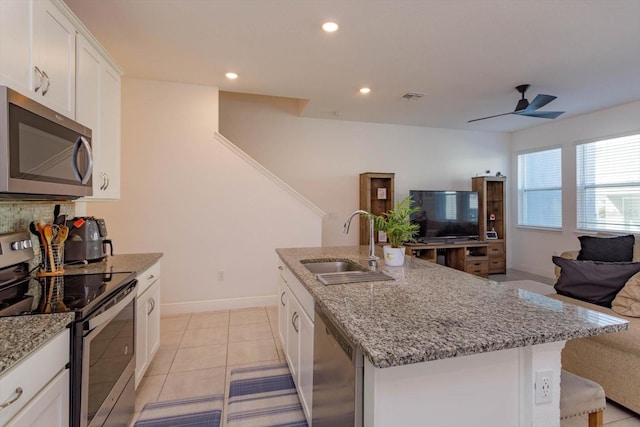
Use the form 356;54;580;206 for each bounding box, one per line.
63;0;640;133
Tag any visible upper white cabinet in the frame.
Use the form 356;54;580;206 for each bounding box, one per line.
76;35;122;199
0;1;31;94
0;0;76;118
32;0;76;118
1;0;123;200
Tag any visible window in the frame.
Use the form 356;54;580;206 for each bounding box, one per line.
577;133;640;232
517;148;562;228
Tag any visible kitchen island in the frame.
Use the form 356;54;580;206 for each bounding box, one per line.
276;246;628;427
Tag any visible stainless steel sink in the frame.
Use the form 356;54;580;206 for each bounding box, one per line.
301;260;364;274
301;259;394;285
315;271;394;285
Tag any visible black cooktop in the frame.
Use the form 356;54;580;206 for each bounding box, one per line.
0;271;135;319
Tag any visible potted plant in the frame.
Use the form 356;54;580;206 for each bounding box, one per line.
369;195;420;266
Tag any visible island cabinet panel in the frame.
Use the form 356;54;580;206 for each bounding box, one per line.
363;342;564;427
277;261;314;424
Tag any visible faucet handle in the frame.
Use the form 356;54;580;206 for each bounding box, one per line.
368;259;377;272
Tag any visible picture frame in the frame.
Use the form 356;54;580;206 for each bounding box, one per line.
486;231;498;240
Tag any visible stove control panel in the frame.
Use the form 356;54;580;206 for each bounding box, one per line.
0;231;34;268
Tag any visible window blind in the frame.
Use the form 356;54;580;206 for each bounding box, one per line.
577;133;640;232
517;148;562;228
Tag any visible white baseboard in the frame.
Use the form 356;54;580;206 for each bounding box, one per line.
161;295;279;316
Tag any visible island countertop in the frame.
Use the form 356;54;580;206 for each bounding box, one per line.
276;246;629;369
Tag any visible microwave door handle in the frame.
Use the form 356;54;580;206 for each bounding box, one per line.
72;136;93;184
87;288;136;332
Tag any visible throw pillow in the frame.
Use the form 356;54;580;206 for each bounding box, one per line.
552;256;640;307
577;234;635;262
612;272;640;317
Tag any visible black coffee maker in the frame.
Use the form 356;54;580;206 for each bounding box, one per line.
64;217;113;263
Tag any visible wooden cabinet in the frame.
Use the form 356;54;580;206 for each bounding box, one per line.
0;0;76;118
359;172;395;245
407;242;490;277
278;261;314;423
135;262;161;388
76;34;122;200
472;176;507;274
0;330;70;426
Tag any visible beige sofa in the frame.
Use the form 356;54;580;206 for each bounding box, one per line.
550;250;640;414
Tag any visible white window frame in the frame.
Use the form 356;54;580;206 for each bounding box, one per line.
576;132;640;233
517;146;563;230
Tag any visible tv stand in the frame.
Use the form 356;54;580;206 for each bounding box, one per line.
405;241;489;277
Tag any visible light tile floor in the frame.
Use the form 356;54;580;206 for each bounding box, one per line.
133;300;640;426
132;306;284;426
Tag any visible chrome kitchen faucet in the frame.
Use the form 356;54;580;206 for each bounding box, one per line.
344;210;378;263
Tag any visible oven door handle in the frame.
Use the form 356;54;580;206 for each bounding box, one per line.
87;289;135;332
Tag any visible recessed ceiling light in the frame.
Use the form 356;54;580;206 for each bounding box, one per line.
359;87;371;94
225;72;238;80
322;21;339;32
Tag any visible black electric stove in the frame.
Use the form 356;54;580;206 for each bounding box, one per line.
0;230;134;319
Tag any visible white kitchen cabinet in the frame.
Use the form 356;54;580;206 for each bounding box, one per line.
0;1;32;95
0;0;77;118
76;34;122;200
32;0;76;118
5;369;69;427
278;262;314;423
0;330;70;426
277;269;288;348
135;262;162;388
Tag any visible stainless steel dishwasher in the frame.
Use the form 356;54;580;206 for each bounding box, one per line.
312;304;363;427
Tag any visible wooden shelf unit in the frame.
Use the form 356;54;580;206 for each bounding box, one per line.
405;241;489;278
359;172;395;246
472;176;506;274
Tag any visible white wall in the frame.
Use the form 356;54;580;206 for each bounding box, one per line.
510;100;640;278
87;78;322;314
219;92;511;246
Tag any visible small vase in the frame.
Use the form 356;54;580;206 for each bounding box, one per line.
383;245;405;267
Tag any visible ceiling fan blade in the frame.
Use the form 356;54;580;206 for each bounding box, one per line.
523;94;556;112
467;112;514;123
516;110;565;119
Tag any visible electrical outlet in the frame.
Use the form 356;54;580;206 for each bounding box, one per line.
217;270;224;281
535;370;553;404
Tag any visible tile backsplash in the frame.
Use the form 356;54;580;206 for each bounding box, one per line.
0;201;76;233
0;201;76;269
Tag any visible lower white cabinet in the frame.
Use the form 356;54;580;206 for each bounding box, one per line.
0;329;70;426
5;369;69;427
135;262;161;388
278;274;288;351
278;262;314;423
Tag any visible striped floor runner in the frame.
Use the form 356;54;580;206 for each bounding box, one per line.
227;363;308;427
135;394;223;427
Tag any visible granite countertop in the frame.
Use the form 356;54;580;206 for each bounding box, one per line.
64;252;163;276
0;253;163;377
276;246;629;369
0;313;75;376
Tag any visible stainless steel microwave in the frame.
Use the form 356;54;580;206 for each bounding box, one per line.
0;86;93;200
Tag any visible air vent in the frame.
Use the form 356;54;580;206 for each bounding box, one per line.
401;92;425;100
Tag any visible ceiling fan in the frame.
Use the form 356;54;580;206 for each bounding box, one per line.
468;84;565;123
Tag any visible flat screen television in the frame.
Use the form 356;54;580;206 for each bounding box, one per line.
409;190;479;242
